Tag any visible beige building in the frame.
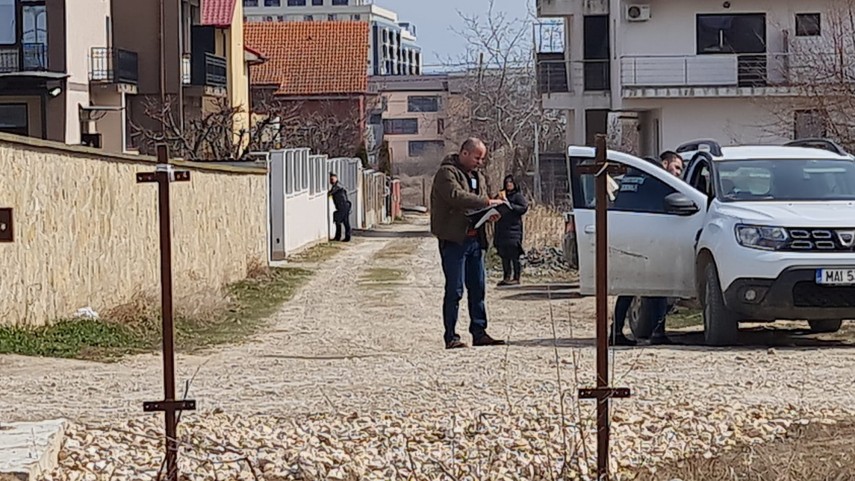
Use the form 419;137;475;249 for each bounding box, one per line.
0;0;138;153
368;75;454;165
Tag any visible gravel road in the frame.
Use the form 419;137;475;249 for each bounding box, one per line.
5;216;855;480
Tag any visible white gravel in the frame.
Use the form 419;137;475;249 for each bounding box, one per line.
4;216;855;480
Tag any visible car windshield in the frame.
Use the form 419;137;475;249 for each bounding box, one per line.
716;159;855;202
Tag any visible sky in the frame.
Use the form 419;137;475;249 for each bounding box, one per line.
383;0;533;68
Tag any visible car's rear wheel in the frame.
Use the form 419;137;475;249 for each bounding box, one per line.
702;262;739;346
808;319;843;334
628;297;655;340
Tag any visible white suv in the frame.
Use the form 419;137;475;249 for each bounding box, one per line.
566;139;855;346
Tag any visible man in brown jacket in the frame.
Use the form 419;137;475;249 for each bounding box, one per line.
431;138;507;349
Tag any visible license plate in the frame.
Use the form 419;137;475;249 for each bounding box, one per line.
816;268;855;285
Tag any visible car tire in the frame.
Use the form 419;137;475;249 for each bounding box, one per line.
808;319;843;334
702;262;739;346
628;297;655;340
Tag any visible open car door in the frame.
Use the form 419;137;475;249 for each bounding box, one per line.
567;147;707;298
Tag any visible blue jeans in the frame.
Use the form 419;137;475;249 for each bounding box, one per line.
612;296;669;338
439;238;488;344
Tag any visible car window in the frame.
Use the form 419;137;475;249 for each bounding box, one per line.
574;161;678;214
689;160;711;196
716;159;855;201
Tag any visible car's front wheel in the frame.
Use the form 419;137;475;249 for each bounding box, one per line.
808;319;843;334
702;262;739;346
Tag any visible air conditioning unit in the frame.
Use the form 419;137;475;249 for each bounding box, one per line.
626;4;651;22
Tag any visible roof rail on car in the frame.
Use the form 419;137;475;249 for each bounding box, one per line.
784;138;849;156
675;138;722;157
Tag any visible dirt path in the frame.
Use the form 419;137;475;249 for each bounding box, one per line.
8;216;855;478
5;216;855;425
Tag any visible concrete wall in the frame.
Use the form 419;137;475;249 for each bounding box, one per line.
0;134;267;327
630;97;791;151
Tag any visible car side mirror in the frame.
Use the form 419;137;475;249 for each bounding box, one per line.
664;192;699;216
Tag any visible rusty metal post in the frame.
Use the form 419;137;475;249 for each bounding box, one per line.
578;134;630;481
138;144;194;481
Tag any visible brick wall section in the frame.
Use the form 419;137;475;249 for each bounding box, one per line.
0;134;267;327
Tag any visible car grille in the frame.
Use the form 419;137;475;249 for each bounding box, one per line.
784;228;855;252
793;281;855;308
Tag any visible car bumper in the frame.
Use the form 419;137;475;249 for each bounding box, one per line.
724;266;855;321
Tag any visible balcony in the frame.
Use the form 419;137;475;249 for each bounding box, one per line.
190;52;228;90
620;53;798;98
0;43;48;73
89;48;139;85
537;53;570;95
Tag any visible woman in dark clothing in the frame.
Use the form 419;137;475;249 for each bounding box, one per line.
494;175;529;286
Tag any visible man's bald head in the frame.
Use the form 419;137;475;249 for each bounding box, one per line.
459;137;487;172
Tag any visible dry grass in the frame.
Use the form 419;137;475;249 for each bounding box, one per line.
633;422;855;481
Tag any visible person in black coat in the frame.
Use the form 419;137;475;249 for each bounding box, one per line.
494;174;529;286
329;172;352;242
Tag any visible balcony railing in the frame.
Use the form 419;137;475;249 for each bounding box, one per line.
620;53;793;89
89;47;139;85
537;53;569;94
191;52;228;89
0;43;48;73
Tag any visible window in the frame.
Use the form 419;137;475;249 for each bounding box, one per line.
243;0;259;7
312;0;323;4
368;113;382;124
304;14;313;20
383;118;418;135
407;95;441;112
408;141;446;157
286;0;305;5
328;14;336;21
332;0;348;5
717;159;855;202
696;14;767;54
794;109;826;139
437;118;445;135
0;0;14;45
0;104;28;136
796;13;821;36
265;0;282;5
573;160;678;214
351;14;361;20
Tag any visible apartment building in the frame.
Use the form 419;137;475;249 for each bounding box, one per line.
113;0;252;155
368;75;453;164
244;0;422;76
0;0;139;153
536;0;835;156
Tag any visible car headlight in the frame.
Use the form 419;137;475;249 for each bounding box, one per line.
735;224;789;250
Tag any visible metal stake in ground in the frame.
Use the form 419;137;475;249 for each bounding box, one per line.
138;144;195;481
577;134;630;481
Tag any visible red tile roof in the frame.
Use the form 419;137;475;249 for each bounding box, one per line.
245;22;370;96
201;0;236;27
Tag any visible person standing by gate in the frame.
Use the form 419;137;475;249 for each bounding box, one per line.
494;174;529;286
329;172;352;242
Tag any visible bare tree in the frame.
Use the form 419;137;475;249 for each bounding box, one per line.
130;95;298;161
756;2;855;149
443;0;564;194
132;92;377;161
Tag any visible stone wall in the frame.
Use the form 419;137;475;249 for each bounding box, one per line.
0;134;268;327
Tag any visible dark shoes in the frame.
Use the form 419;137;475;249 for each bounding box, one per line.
445;333;507;349
609;333;637;347
649;336;673;346
473;334;506;347
497;279;520;287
